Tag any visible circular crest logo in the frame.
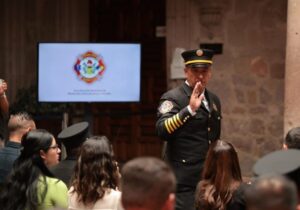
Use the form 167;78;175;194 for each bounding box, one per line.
74;51;105;83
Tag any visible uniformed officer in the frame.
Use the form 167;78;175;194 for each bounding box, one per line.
156;49;222;210
50;121;89;186
253;149;300;192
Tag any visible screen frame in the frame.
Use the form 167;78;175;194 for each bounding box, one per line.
37;42;142;103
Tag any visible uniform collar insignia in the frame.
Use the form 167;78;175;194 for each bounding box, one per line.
212;103;218;112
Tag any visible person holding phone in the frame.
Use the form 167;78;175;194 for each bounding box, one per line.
156;49;222;210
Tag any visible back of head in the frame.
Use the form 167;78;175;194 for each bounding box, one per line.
8;112;36;141
202;140;242;184
121;157;176;210
196;140;242;210
285;127;300;149
80;135;113;159
246;174;298;210
71;136;119;207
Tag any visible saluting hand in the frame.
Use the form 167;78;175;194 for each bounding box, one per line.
189;82;204;112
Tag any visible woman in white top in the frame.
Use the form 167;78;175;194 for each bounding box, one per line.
68;136;123;210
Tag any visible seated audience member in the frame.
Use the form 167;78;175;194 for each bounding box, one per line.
121;157;176;210
51;121;89;186
284;127;300;149
253;149;300;201
68;136;122;210
245;174;298;210
0;112;36;184
0;79;9;146
195;140;246;210
0;129;68;210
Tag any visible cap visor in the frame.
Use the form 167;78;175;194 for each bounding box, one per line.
187;63;211;68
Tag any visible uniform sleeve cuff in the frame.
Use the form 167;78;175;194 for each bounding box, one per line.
0;92;6;98
187;105;196;116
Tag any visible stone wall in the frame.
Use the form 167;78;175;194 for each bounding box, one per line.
167;0;287;176
284;0;300;134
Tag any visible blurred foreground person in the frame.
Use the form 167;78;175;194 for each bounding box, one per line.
0;129;68;210
253;149;300;209
246;174;298;210
68;136;122;210
121;157;176;210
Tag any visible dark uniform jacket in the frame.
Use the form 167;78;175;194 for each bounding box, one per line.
156;83;221;187
50;157;77;187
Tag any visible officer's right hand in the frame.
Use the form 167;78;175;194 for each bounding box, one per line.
189;82;204;112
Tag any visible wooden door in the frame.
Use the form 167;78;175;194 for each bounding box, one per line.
89;0;166;162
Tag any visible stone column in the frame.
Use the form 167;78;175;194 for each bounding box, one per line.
284;0;300;134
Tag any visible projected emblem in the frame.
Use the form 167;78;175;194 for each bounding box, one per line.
74;51;105;83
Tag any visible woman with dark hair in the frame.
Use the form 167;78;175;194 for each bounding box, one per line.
195;140;246;210
68;135;122;210
0;129;68;210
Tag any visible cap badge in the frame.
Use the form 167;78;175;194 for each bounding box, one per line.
196;49;203;56
159;100;174;114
